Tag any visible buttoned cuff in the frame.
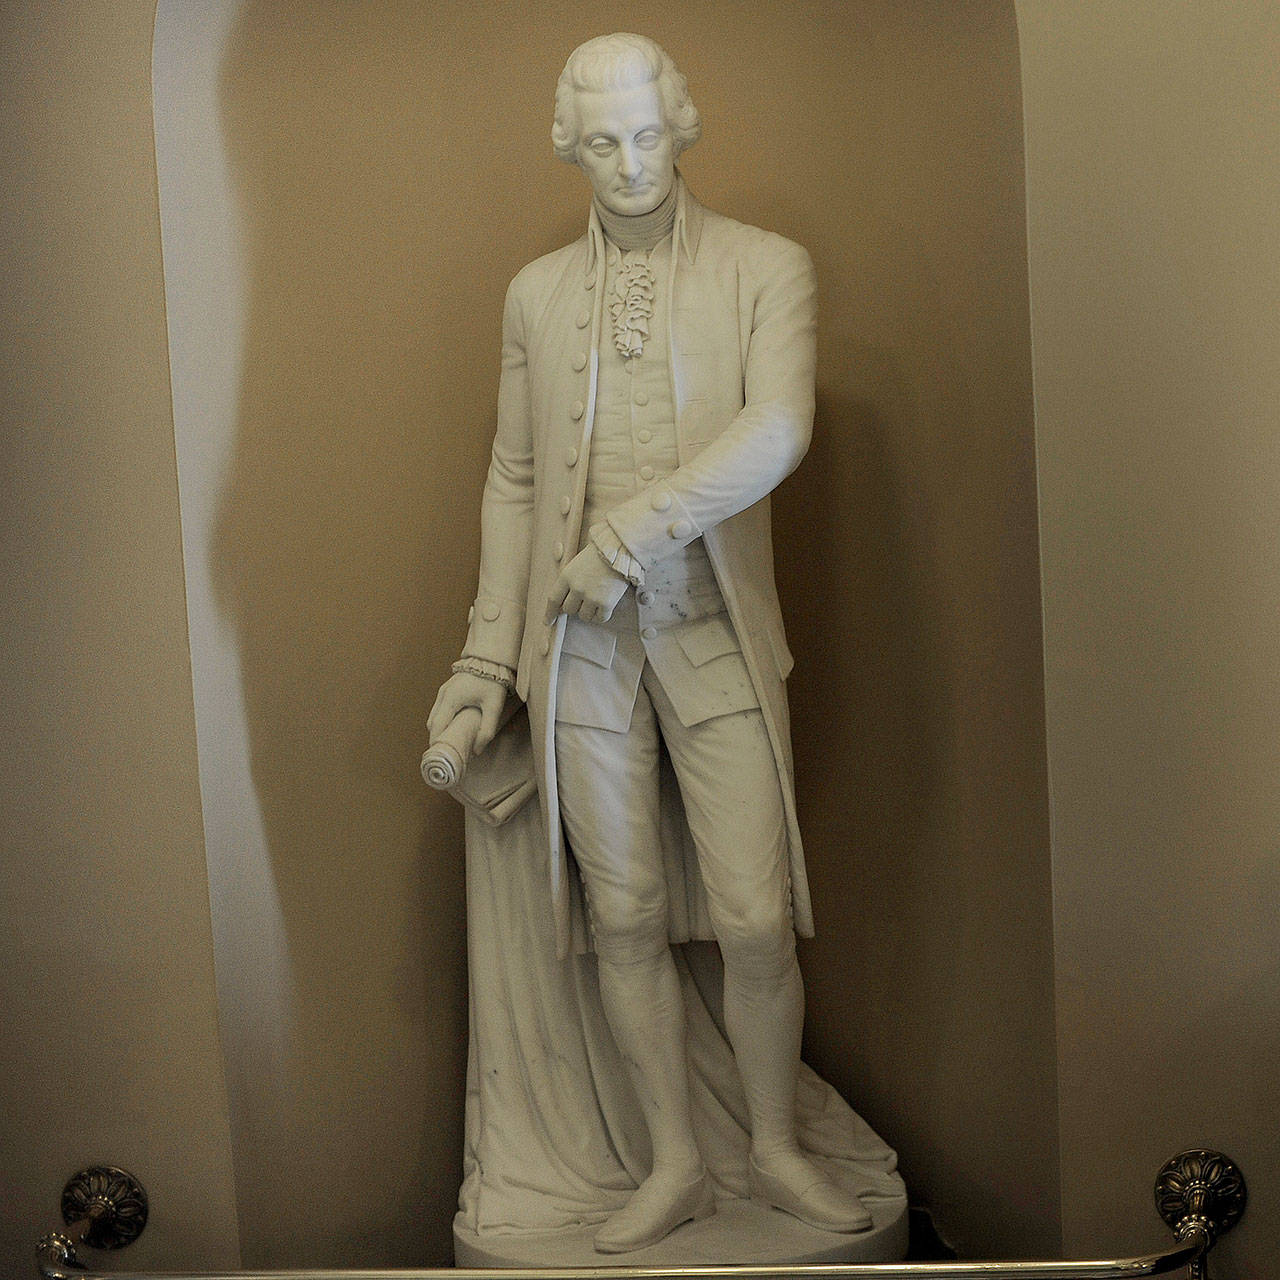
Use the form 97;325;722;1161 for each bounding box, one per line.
605;481;702;573
463;594;525;670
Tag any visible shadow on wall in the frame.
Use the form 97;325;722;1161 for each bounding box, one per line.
199;0;1051;1265
207;6;497;1267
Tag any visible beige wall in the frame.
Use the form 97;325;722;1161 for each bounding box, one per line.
162;0;1054;1263
10;4;1276;1271
770;4;1059;1258
4;0;1060;1268
0;3;240;1275
1019;1;1280;1272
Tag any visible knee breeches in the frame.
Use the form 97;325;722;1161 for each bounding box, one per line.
555;661;794;968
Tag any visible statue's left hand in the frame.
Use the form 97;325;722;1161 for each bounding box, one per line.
545;546;629;624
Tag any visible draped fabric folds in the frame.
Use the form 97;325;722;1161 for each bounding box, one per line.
455;797;906;1238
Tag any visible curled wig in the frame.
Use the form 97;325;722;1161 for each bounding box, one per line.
551;33;701;163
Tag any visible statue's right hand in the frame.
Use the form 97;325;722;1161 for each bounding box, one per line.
427;673;507;757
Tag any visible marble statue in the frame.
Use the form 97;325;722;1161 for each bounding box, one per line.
427;33;906;1262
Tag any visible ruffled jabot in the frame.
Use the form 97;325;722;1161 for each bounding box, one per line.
608;249;656;359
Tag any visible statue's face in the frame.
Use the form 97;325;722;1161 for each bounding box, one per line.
573;81;675;217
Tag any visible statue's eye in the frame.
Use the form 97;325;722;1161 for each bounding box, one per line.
588;138;616;157
635;130;663;151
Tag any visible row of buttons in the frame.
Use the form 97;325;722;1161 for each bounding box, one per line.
557;336;587;570
545;390;577;671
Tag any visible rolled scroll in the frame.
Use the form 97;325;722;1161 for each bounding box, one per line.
421;707;483;790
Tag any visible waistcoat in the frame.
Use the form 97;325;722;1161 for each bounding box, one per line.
584;239;726;632
555;236;757;733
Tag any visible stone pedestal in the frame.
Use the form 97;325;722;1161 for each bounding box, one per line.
455;1194;909;1268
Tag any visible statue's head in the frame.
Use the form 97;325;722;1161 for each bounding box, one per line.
551;33;701;217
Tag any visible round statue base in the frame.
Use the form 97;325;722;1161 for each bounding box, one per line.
454;1195;909;1268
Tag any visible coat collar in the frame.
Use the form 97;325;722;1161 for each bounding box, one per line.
585;171;703;277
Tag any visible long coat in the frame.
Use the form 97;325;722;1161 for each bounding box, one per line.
461;180;818;958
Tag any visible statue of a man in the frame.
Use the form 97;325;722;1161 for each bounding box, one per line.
428;32;869;1254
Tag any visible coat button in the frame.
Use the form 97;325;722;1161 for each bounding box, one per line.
637;590;655;606
636;428;652;444
559;495;571;515
572;352;587;372
481;601;501;621
641;626;658;640
635;390;649;406
669;519;692;539
576;310;590;328
651;490;672;512
638;464;655;481
554;541;565;561
571;400;585;420
566;446;579;467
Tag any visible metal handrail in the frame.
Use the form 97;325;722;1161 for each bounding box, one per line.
35;1149;1245;1280
33;1233;1208;1280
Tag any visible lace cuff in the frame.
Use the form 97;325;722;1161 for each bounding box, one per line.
453;656;517;693
590;522;645;587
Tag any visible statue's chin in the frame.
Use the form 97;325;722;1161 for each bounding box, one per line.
601;182;670;218
605;198;655;217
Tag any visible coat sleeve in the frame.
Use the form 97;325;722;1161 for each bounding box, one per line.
460;276;535;670
604;236;817;569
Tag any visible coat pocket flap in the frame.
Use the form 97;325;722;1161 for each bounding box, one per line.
675;614;741;667
562;618;617;668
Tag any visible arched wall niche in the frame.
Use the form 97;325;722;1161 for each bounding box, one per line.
153;1;1054;1265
